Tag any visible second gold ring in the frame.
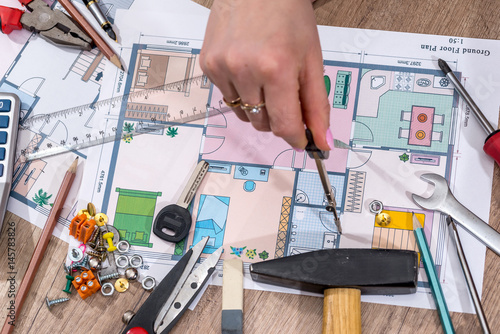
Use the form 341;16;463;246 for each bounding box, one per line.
223;97;241;108
241;102;266;114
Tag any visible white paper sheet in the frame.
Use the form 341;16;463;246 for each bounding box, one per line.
72;6;500;314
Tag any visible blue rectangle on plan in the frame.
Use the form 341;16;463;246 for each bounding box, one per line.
234;165;269;182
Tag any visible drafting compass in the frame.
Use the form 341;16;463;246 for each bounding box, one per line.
305;129;343;234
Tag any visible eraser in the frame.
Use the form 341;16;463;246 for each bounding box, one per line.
222;259;243;334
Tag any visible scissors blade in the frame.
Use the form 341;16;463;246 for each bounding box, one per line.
153;236;209;332
156;246;224;334
120;237;209;334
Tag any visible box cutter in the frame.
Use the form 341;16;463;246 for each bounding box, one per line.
0;0;92;50
121;237;223;334
305;129;342;234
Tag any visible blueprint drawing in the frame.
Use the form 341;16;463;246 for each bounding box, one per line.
76;8;500;313
0;0;137;235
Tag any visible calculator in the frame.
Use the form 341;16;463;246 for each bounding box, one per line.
0;93;20;234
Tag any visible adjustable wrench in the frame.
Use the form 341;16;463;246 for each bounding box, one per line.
412;173;500;257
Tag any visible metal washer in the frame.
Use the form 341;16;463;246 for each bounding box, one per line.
117;240;130;253
369;200;384;214
142;276;156;291
115;254;129;268
101;282;114;296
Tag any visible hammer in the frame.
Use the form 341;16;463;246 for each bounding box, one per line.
250;249;418;334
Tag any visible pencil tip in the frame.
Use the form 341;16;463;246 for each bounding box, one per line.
69;156;79;173
110;55;125;71
412;212;423;230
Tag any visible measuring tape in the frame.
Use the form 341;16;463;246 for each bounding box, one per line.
19;75;231;161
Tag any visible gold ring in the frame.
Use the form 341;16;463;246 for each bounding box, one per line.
240;101;265;114
223;97;241;108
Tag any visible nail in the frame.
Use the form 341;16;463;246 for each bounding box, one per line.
326;128;334;150
293;147;304;153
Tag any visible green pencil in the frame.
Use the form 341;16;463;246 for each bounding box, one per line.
412;213;455;334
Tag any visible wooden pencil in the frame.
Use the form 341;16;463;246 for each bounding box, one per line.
1;157;79;334
57;0;125;70
412;213;455;334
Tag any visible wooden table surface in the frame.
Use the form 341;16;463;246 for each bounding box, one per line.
2;0;500;333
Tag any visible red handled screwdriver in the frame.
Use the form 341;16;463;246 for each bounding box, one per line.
438;59;500;165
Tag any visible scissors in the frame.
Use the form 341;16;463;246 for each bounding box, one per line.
0;0;92;50
121;237;223;334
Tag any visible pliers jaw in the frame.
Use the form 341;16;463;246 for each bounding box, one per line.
0;0;92;50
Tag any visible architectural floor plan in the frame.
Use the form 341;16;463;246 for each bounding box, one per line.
97;45;456;266
73;6;500;312
1;2;498;313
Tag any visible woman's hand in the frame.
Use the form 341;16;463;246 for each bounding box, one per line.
200;0;332;151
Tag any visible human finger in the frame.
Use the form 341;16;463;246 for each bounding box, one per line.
230;67;271;131
264;74;308;149
200;44;250;123
203;68;250;123
300;43;331;151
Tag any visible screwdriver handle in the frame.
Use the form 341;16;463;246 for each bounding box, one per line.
483;129;500;166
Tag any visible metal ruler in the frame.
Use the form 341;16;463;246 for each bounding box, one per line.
19;75;232;161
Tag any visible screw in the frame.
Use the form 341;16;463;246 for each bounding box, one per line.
87;228;101;248
87;202;97;217
97;271;120;283
46;297;70;309
90;227;100;242
86;250;105;260
80;256;89;268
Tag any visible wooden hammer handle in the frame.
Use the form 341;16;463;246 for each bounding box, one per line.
323;288;361;334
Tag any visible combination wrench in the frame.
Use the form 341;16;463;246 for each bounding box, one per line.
412;173;500;257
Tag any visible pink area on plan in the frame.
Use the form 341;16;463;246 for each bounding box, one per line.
203;111;292;166
204;66;358;173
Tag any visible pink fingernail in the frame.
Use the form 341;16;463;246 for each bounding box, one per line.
293;147;304;153
326;128;334;150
